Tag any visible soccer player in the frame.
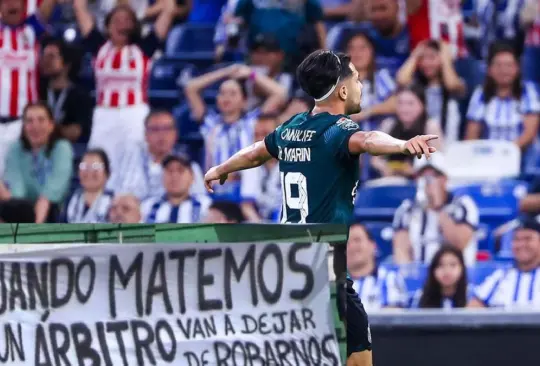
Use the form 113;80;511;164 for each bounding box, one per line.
204;49;438;366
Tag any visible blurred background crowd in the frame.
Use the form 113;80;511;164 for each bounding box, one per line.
0;0;538;308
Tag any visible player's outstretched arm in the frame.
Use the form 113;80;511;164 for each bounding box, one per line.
348;131;438;159
204;141;272;193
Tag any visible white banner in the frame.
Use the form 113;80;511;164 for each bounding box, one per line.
0;243;341;366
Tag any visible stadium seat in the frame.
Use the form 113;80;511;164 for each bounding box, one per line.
165;24;216;69
445;140;521;184
363;221;394;260
148;59;197;109
354;184;416;221
452;180;529;230
476;223;494;252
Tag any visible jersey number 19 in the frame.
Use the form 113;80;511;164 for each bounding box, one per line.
280;172;309;224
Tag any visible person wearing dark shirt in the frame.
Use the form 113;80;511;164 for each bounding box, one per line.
73;0;176;173
40;38;92;143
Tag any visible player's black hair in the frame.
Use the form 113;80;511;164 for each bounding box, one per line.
104;5;142;45
415;40;450;135
21;101;63;157
83;148;112;177
144;109;176;128
296;50;353;100
483;41;522;103
209;201;245;223
419;245;468;309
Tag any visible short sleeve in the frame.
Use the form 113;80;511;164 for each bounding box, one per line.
448;195;479;229
24;14;47;38
466;87;486;122
473;269;506;306
264;127;280;159
521;82;540;114
82;27;107;56
375;69;397;101
138;31;163;57
328;117;361;160
392;199;413;231
305;0;324;23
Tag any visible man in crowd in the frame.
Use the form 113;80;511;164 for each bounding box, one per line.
348;223;408;310
469;215;540;308
392;155;479;266
204;201;245;223
109;109;205;200
0;0;57;177
141;154;211;223
108;194;143;224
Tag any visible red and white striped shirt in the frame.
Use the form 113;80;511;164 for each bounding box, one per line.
408;0;468;59
525;3;540;47
0;17;43;118
94;42;151;108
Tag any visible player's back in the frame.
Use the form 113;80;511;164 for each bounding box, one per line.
264;111;361;224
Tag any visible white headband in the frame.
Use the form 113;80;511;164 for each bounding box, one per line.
314;52;342;103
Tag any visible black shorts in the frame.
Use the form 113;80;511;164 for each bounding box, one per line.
345;278;372;356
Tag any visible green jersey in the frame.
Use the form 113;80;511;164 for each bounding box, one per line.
264;112;361;224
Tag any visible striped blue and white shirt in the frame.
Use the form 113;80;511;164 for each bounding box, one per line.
201;109;259;202
360;68;396;131
65;189;114;223
349;266;409;311
141;195;212;224
254;162;282;222
107;142;206;201
466;82;540;141
473;266;540;309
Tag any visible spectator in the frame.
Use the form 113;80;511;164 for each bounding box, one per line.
354;0;410;75
412;245;473;309
141;154;211;223
64;149;114;223
396;40;465;143
203;200;245;223
347;223;409;311
247;34;293;110
145;0;192;24
253;114;281;222
185;64;285;214
520;177;540;215
392;154;479;267
73;0;176;172
321;0;354;21
108;109;205;200
108;194;143;223
39;37;92;144
0;0;57;177
466;42;540;151
521;0;540;83
469;215;540;308
371;84;444;178
348;32;397;131
0;102;73;223
232;0;326;69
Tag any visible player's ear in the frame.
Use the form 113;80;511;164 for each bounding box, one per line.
338;84;347;102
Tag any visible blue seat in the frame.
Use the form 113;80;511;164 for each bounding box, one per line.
452;180;528;230
354;184;416;221
362;221;394;260
166;24;216;55
469;261;510;286
476;223;494;252
148;59;197;109
394;263;428;301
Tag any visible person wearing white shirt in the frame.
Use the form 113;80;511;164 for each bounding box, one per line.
109;109;205;200
347;223;408;311
142;154;211;223
469;216;540;309
393;154;479;267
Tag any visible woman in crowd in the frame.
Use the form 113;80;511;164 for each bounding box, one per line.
64;149;114;223
397;40;465;143
348;32;397;131
466;42;540;151
372;84;444;178
73;0;176;171
412;245;472;309
0;102;73;223
185;63;286;219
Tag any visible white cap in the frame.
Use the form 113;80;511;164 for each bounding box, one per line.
413;153;447;176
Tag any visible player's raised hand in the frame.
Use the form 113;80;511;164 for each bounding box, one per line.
204;166;228;193
402;135;438;160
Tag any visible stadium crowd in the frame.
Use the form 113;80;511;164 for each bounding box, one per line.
0;0;538;307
